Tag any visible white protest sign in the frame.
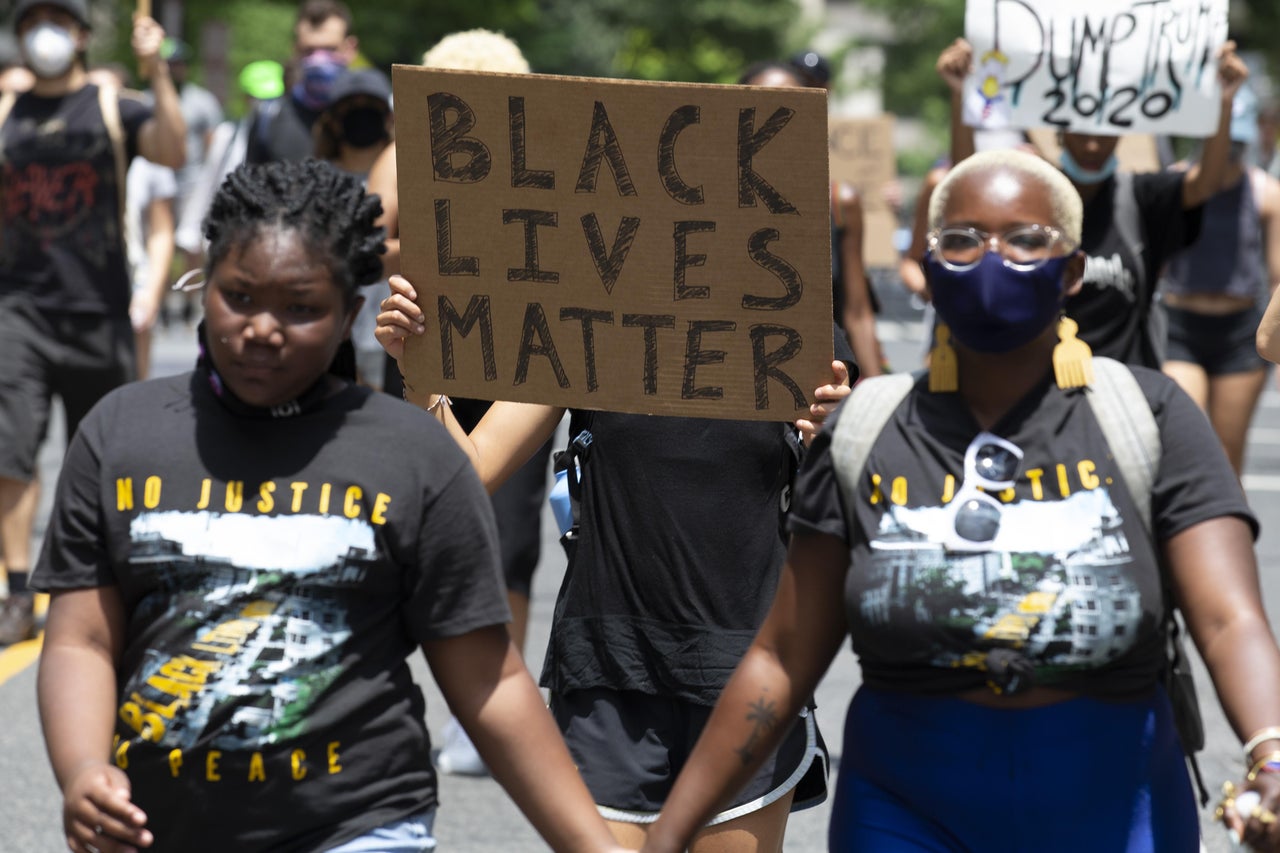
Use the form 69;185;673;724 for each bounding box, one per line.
962;0;1229;137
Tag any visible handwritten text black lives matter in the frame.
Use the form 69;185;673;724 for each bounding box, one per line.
982;0;1227;132
416;84;830;418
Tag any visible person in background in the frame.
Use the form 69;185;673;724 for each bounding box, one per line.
739;58;888;377
1159;85;1280;478
367;28;553;779
378;267;849;850
0;0;185;645
937;37;1248;370
313;66;394;390
33;159;629;853
156;38;223;326
245;0;357;166
639;148;1280;853
174;59;286;275
88;64;178;381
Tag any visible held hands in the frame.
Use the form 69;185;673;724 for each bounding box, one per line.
374;274;426;366
63;761;151;852
796;360;852;445
936;38;973;95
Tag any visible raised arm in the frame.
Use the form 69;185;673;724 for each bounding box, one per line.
834;183;884;378
368;142;400;278
937;38;976;167
899;167;946;300
425;627;627;852
1167;516;1280;846
1181;41;1249;210
38;586;153;852
641;531;851;853
133;15;185;170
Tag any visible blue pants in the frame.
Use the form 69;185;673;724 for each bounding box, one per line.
829;686;1198;852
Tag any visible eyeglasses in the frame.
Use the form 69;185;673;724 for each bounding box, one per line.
945;432;1023;550
927;225;1073;272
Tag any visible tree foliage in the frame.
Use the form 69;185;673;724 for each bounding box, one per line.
101;0;801;108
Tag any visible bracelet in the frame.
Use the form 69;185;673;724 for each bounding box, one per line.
426;394;451;414
1243;727;1280;759
1248;751;1280;782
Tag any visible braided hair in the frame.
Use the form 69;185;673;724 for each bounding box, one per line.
203;159;386;306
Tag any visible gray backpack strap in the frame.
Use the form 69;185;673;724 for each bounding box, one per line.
830;373;916;519
1085;356;1160;538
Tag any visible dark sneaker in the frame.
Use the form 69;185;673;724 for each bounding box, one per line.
0;593;36;645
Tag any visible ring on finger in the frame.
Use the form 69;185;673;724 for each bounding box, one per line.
1257;806;1279;825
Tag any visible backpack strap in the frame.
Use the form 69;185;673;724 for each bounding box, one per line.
830;372;916;518
1086;356;1209;804
96;85;130;250
1085;357;1159;537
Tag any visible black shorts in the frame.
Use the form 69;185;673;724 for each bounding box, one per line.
0;295;134;481
1163;302;1268;376
550;688;828;824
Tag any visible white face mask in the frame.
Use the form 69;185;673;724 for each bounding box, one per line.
23;22;77;79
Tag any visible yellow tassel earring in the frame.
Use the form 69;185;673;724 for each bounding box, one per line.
929;323;958;393
1052;315;1094;389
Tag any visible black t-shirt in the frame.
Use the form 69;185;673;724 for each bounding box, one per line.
789;368;1254;698
540;412;798;706
1065;171;1201;368
32;372;509;852
0;84;149;314
245;96;320;165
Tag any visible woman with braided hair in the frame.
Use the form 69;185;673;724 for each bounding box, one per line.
31;159;626;853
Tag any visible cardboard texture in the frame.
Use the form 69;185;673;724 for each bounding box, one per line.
828;115;898;268
393;66;833;421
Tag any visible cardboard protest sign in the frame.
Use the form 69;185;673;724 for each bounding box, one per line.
962;0;1229;137
392;66;833;421
828;116;898;268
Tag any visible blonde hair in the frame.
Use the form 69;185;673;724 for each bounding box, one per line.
421;29;530;73
929;149;1083;245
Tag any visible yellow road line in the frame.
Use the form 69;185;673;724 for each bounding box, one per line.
0;634;42;687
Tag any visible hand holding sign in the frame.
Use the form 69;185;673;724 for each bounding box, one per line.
391;66;834;422
131;11;164;81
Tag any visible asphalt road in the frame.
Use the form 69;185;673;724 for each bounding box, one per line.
2;293;1278;851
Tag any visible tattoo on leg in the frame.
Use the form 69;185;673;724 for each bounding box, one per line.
734;694;780;766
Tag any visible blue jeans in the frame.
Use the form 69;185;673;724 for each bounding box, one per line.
829;686;1198;852
326;809;437;852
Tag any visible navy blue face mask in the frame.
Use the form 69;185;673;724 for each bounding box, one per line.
926;251;1073;353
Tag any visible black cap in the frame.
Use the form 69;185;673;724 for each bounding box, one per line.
12;0;91;31
788;50;831;87
328;67;391;108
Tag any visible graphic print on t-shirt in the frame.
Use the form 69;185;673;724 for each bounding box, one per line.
121;510;376;751
863;487;1140;677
